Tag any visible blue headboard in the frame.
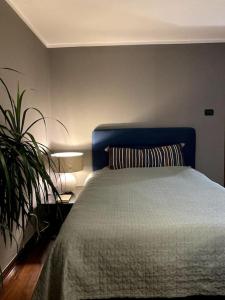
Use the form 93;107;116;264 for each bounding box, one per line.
92;127;196;171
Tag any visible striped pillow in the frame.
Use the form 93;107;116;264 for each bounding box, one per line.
108;144;184;169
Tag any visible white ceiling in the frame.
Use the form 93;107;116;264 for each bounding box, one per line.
6;0;225;48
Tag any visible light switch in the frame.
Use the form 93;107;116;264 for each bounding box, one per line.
204;109;214;116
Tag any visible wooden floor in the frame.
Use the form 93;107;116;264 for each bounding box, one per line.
0;238;52;300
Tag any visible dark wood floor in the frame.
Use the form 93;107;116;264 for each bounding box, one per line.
0;237;52;300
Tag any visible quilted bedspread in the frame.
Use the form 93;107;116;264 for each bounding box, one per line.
33;167;225;300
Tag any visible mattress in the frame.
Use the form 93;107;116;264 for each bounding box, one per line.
32;167;225;300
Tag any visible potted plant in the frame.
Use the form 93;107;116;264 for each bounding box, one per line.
0;68;62;278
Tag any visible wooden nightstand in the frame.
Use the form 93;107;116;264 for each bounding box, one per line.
38;186;83;236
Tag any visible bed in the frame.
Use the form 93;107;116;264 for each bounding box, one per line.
33;127;225;300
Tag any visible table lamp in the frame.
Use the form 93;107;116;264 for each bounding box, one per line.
51;152;83;201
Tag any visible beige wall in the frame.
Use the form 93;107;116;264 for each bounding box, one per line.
50;44;225;186
0;1;51;271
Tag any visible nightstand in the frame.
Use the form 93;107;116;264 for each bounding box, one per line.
38;186;83;236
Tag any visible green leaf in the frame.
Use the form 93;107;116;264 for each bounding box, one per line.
0;78;16;116
0;71;63;255
1;67;22;74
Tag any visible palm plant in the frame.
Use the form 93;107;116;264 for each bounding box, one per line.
0;69;62;265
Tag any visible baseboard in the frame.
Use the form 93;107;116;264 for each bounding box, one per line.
2;233;37;280
2;255;17;279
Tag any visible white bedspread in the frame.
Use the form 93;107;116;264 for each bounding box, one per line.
33;167;225;300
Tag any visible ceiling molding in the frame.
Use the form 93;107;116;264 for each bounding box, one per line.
47;39;225;48
3;0;225;48
5;0;48;47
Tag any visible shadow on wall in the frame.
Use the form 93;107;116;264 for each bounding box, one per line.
94;121;191;130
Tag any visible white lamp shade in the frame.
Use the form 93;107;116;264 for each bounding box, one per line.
51;152;83;173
